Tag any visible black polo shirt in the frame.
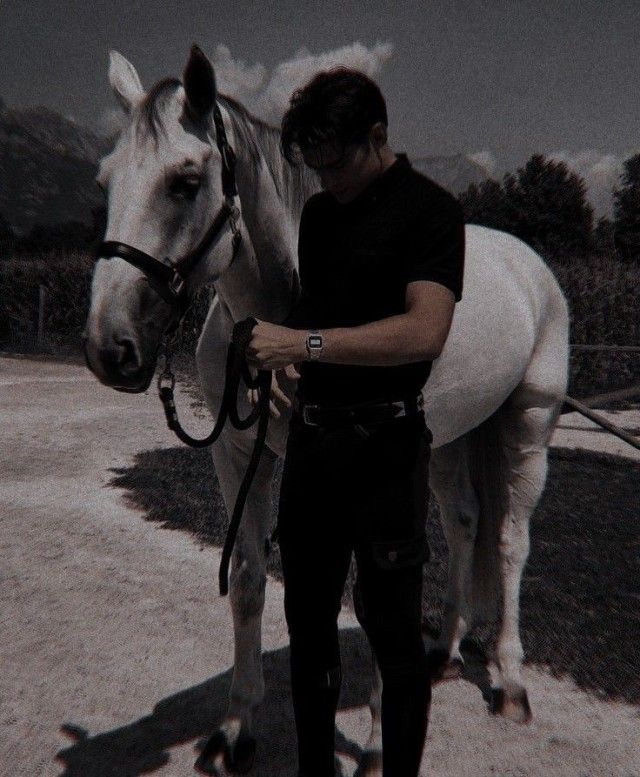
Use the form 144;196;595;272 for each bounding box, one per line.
280;152;465;407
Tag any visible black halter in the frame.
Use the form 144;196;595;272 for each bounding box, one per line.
94;102;243;326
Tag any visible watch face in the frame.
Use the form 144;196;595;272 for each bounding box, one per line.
309;335;322;348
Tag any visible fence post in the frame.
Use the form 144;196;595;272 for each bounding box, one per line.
37;284;46;347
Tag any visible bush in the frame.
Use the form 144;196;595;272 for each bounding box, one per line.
548;252;640;399
2;247;638;404
612;153;640;261
0;247;212;367
0;248;93;353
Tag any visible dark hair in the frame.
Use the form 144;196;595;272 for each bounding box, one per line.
280;67;388;166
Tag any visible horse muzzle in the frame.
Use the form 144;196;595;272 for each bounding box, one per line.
82;332;155;393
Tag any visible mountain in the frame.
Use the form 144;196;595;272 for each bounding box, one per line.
0;103;524;237
411;153;492;195
0;103;113;236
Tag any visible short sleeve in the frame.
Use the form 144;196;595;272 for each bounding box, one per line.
403;198;465;302
279;199;319;328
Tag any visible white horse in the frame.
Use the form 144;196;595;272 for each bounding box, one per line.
84;45;570;774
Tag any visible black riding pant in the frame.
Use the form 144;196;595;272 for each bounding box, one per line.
276;408;433;777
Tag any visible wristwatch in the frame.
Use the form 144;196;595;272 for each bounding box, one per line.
305;329;323;361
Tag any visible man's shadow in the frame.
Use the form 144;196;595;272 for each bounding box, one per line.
81;439;638;777
55;626;491;776
55;627;366;776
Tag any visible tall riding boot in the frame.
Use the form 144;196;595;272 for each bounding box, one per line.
380;665;431;777
290;646;341;777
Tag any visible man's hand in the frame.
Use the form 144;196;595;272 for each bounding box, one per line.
247;364;301;418
244;319;306;418
245;319;307;370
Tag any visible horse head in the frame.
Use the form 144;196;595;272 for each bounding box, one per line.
84;45;241;392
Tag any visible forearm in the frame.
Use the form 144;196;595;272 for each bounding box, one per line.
294;313;440;366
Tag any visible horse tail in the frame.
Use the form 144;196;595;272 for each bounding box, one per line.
466;402;511;622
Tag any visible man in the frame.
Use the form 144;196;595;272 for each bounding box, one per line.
246;67;464;777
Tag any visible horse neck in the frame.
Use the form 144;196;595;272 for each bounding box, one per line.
211;102;319;325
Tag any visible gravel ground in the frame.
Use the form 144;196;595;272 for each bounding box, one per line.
1;354;638;777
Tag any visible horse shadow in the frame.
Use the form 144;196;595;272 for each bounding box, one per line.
54;627;375;776
107;441;640;716
55;625;493;776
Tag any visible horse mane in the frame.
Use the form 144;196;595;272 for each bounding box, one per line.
135;78;319;223
217;93;319;223
137;77;182;143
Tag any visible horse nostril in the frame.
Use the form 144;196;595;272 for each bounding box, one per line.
114;336;141;377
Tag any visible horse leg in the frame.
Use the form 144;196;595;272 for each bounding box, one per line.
195;426;277;774
488;280;568;723
427;436;480;680
488;399;561;723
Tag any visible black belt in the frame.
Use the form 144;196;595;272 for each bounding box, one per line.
292;393;425;427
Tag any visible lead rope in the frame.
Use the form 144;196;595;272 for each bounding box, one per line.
157;315;273;596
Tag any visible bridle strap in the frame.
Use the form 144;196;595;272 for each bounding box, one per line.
92;98;270;599
96;240;190;312
94;99;242;320
213;102;238;200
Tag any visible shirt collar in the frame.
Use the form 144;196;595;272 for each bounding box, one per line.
330;152;412;213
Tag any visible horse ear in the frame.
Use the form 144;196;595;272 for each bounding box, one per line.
108;50;145;113
182;44;217;121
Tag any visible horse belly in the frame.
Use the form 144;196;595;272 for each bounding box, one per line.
423;227;550;447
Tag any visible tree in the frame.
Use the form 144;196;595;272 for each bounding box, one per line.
458;154;594;258
0;212;15;250
17;220;94;251
458;179;516;233
506;154;593;257
612;154;640;261
594;216;615;255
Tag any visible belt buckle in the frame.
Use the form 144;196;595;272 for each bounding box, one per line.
302;403;320;425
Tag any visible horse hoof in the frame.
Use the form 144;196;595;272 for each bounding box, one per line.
354;747;383;777
428;648;464;682
195;730;225;774
195;729;256;775
490;686;532;723
426;647;448;677
224;731;256;774
440;657;465;680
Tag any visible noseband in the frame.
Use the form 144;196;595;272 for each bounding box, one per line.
94;102;243;329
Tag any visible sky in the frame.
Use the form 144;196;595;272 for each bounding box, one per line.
1;0;639;204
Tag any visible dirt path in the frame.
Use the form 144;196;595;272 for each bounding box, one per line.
1;355;638;776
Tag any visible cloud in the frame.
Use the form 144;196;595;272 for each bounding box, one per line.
211;43;268;101
97;41;394;138
467;150;498;177
216;40;394;124
547;149;625;217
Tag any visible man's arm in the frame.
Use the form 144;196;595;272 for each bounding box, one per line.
308;280;455;366
247;195;465;371
293;197;464;366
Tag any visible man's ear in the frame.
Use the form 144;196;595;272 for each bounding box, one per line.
108;50;145;113
370;121;388;149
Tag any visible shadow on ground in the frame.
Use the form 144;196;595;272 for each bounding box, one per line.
56;628;374;776
108;444;640;706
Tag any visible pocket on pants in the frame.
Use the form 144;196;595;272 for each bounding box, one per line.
370;532;431;570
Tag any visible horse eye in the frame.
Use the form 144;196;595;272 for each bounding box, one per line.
169;175;201;200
